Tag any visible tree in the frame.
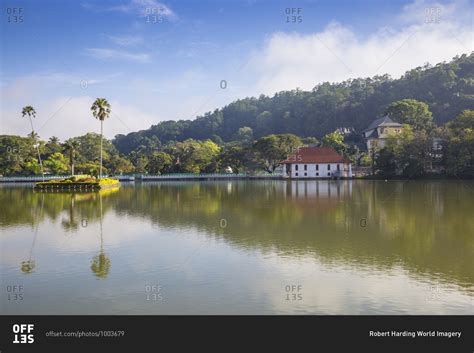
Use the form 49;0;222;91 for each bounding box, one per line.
147;151;173;174
448;109;474;130
107;155;134;175
375;148;398;177
76;162;102;177
27;131;39;140
253;134;302;172
322;131;346;154
218;145;252;173
375;126;432;178
168;139;221;173
22;106;44;180
45;136;62;155
129;151;149;174
302;137;319;146
385;99;433;131
111;53;474;153
254;111;272;136
64;140;80;175
91;98;111;178
235;126;253;141
0;135;36;175
24;159;42;175
67;133;115;164
44;152;69;174
444;110;474;177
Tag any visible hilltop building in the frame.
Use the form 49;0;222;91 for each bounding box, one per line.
362;116;403;150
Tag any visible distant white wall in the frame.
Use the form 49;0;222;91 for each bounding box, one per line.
289;163;351;178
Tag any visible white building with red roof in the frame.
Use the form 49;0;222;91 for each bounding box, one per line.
281;147;352;179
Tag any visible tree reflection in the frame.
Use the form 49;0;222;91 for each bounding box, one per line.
91;192;110;278
61;194;79;231
3;181;473;288
21;193;44;274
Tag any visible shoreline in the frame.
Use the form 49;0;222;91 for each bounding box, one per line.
1;175;473;183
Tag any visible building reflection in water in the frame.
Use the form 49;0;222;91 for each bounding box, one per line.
283;180;352;200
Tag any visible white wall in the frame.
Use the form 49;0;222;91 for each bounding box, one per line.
289;163;351;178
366;138;387;150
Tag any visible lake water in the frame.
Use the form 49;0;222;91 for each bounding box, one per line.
0;180;473;314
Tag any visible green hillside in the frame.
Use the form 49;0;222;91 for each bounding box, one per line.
113;53;474;154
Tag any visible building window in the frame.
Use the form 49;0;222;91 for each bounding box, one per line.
337;164;340;171
316;173;319;176
304;164;307;171
316;164;319;171
295;165;298;171
295;172;298;177
327;172;330;176
327;164;330;170
304;172;307;176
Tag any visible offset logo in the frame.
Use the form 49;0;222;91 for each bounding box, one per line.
12;324;34;344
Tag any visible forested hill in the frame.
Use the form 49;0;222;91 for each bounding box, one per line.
114;53;474;154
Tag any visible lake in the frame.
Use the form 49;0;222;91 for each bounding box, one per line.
0;180;473;314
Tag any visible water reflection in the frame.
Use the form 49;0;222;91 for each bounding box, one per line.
21;193;43;274
90;193;111;279
0;181;473;314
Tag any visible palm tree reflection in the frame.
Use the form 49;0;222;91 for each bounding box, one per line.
91;192;110;278
61;194;79;231
21;193;44;274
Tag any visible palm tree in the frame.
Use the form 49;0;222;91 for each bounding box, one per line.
90;98;111;179
28;131;39;140
49;136;60;145
22;106;44;181
64;140;79;176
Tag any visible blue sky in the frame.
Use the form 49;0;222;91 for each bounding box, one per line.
1;0;472;140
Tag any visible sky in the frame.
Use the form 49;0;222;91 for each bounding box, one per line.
1;0;473;140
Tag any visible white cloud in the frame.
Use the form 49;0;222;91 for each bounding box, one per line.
2;76;41;102
3;0;472;140
85;48;151;63
248;0;473;95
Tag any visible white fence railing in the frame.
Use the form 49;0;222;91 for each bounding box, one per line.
0;175;67;182
0;173;286;182
140;173;249;179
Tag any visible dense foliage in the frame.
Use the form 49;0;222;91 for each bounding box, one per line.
1;54;473;178
114;53;474;153
0;133;134;177
375;110;474;178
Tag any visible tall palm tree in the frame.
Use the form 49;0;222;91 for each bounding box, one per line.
22;106;44;181
90;98;111;179
28;131;39;140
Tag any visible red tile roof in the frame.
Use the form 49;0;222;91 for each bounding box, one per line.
282;147;350;164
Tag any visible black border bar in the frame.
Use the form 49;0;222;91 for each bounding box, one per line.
0;315;473;352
